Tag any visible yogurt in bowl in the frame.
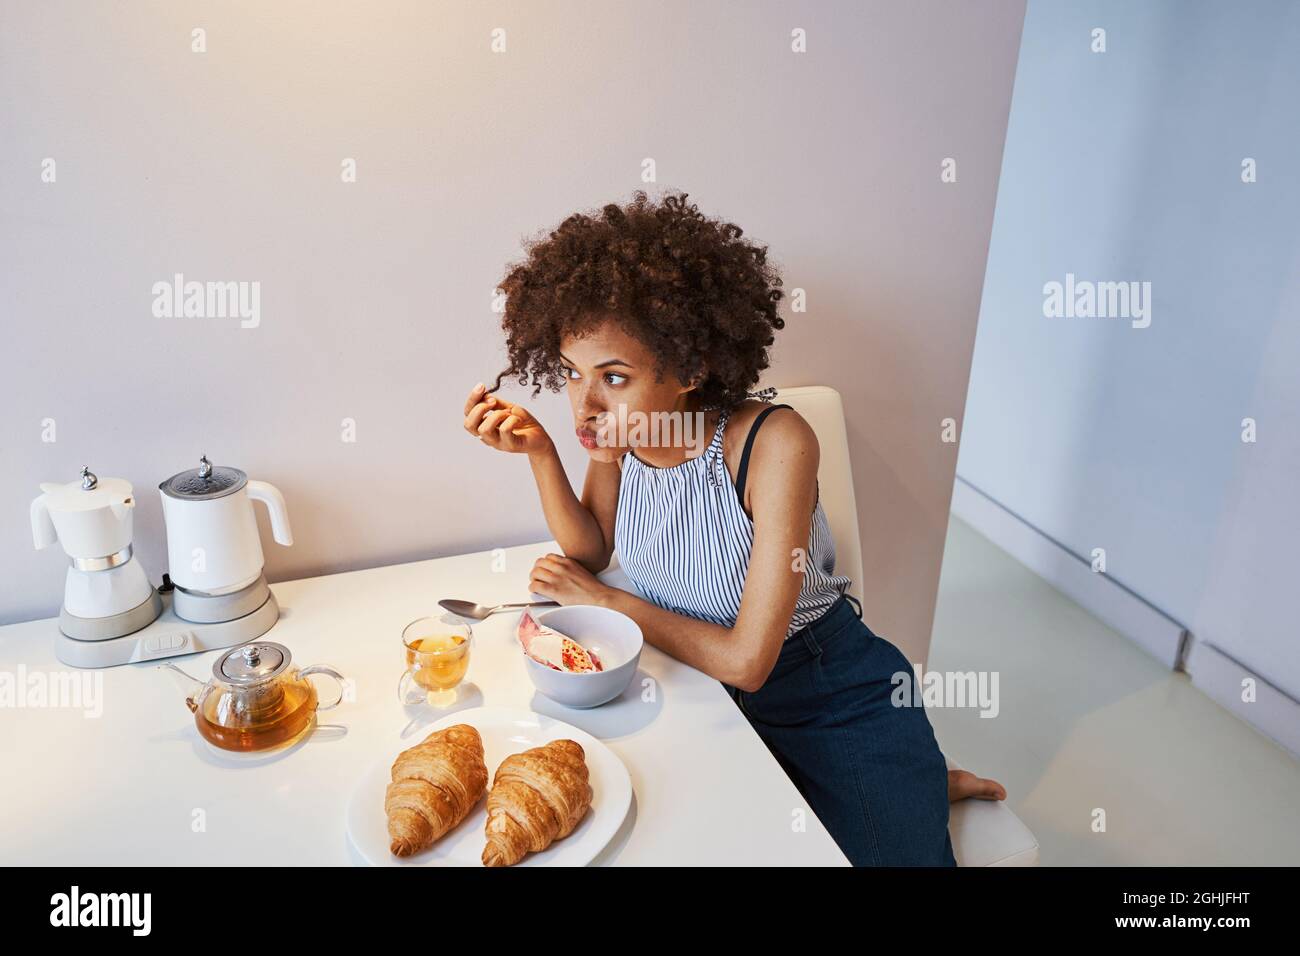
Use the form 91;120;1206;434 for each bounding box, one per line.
519;605;643;708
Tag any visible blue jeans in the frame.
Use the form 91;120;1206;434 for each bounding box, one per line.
724;594;956;866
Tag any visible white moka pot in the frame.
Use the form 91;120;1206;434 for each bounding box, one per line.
159;456;293;595
32;467;157;619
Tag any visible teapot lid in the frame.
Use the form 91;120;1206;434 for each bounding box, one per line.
160;455;247;501
216;642;292;684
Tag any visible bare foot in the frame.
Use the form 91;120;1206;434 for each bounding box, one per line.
947;769;1006;803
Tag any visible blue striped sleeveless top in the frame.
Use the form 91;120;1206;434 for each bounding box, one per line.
613;405;852;638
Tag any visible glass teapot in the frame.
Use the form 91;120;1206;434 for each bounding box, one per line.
162;642;344;753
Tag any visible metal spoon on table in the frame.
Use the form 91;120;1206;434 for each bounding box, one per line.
438;598;558;621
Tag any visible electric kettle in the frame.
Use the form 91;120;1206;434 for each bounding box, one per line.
158;456;292;596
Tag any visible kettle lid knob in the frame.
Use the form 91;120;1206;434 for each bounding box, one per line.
198;455;212;480
80;466;98;491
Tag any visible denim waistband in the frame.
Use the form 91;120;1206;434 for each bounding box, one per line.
777;592;864;669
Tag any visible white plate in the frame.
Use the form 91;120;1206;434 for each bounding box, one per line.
346;705;632;866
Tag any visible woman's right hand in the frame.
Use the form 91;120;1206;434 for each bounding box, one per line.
462;383;554;457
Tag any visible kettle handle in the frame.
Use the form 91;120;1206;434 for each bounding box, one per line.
30;495;57;550
246;480;294;546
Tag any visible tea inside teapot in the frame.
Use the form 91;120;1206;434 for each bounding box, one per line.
197;676;315;751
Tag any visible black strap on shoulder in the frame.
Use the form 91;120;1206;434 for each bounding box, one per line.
734;403;793;507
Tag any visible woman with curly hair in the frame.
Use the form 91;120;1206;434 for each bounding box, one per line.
463;190;1003;866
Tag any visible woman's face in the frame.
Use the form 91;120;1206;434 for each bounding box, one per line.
558;319;696;463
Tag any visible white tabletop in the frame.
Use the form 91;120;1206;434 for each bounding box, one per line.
0;541;848;866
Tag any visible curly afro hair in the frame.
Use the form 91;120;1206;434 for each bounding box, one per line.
490;190;785;410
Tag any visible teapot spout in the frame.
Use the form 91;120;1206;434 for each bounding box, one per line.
158;662;204;713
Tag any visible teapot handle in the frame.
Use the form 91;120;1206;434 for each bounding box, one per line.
299;665;345;710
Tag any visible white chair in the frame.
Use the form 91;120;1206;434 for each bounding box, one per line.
776;385;1040;867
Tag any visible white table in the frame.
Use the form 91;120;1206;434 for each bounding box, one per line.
0;541;848;866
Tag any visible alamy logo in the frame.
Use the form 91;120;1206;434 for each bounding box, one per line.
152;273;260;328
892;665;1000;718
594;406;708;456
1042;272;1151;328
0;666;102;717
50;886;151;936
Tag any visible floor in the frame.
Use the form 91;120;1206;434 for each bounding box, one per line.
927;515;1300;866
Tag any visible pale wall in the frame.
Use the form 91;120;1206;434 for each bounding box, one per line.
1;0;1024;663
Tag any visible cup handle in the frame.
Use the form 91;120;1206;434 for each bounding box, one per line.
397;669;422;705
299;665;345;710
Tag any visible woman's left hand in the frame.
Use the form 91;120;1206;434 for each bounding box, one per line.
528;553;612;607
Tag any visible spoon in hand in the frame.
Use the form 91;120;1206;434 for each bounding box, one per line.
438;598;558;621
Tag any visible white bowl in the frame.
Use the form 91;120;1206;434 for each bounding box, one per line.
522;605;643;709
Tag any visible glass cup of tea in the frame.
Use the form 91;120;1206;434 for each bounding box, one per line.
400;615;473;708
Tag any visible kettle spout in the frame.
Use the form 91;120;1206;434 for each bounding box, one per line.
158;663;205;713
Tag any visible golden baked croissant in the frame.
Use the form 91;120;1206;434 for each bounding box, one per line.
482;738;592;867
385;724;488;857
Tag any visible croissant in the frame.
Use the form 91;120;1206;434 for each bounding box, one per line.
482;738;593;867
385;723;488;857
